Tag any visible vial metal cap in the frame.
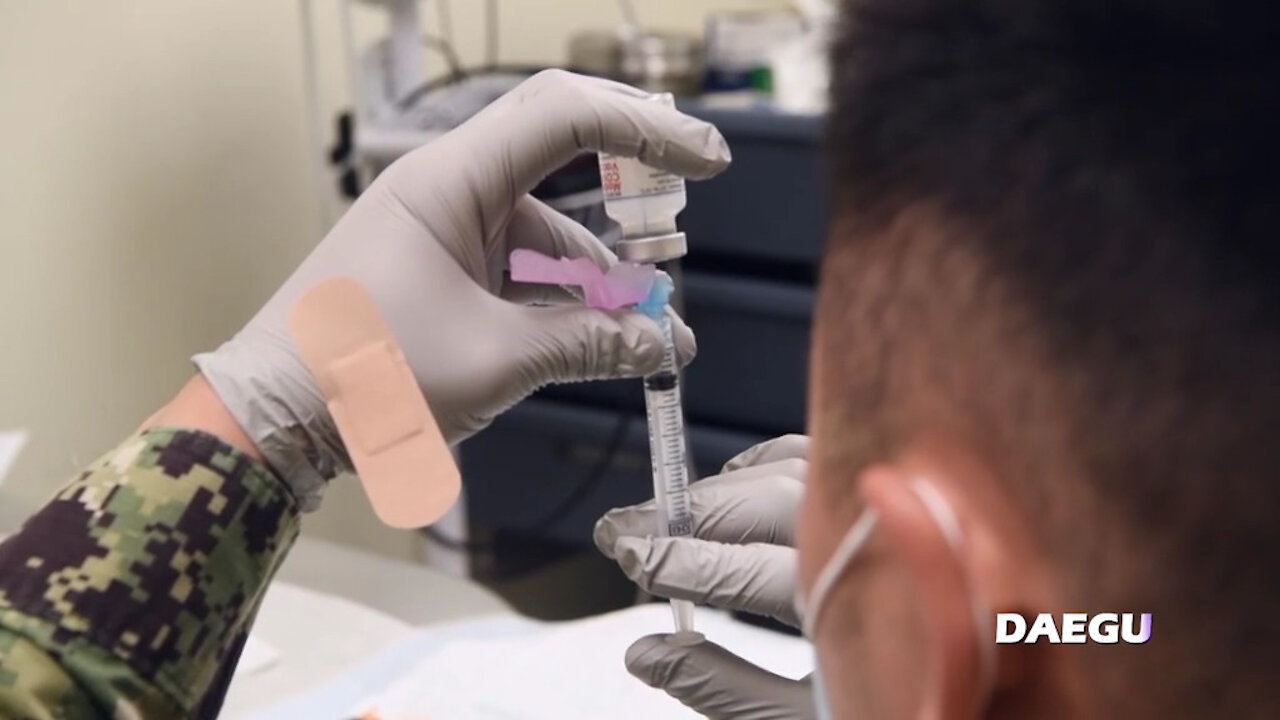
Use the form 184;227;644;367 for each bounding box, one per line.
616;232;687;263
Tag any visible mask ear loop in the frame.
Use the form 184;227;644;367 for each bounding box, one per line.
798;508;880;639
908;480;998;711
795;479;998;713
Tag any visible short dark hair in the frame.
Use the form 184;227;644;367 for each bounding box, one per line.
818;0;1280;714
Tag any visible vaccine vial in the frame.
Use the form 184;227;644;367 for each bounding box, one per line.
597;93;688;263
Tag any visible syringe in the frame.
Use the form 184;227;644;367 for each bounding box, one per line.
598;93;698;633
636;279;696;633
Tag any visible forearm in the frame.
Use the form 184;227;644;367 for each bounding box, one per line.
0;425;300;719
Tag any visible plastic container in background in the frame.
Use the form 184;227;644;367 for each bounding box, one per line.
703;11;804;95
770;0;835;114
770;32;830;114
567;30;623;80
620;32;703;97
567;30;703;98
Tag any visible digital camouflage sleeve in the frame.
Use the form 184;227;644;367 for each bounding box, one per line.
0;428;300;719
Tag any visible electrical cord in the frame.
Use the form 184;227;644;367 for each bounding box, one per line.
420;33;464;84
435;0;454;48
485;0;500;70
298;0;338;229
423;404;635;554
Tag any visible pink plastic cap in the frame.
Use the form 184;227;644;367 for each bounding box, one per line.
509;249;656;310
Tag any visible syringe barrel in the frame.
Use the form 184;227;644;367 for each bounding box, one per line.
643;312;694;539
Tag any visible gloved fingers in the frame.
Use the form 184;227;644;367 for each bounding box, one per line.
503;195;618;272
502;281;583;306
499;199;693;356
721;435;811;474
665;306;696;367
461;69;731;200
612;536;801;627
499;197;613;304
626;634;815;720
515;303;696;385
596;462;804;551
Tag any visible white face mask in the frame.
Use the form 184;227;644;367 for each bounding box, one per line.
795;480;995;720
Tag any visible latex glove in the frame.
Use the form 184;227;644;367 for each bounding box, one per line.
194;70;729;509
594;435;816;720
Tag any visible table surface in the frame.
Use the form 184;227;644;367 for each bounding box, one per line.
223;536;515;718
273;534;512;625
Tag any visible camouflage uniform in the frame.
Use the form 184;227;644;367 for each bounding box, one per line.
0;428;300;719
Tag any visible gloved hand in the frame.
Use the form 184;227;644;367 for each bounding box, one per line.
594;435;816;720
194;70;730;509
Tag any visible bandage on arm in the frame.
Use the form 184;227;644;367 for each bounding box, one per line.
289;277;460;528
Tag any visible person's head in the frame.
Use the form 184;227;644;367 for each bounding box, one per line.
797;1;1280;717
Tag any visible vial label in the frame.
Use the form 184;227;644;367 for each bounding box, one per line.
599;154;685;201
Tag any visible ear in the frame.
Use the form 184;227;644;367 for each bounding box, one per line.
860;467;989;720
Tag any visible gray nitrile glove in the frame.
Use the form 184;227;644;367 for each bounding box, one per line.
594;435;816;720
194;70;729;509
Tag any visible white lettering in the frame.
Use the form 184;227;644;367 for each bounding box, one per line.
1089;613;1119;643
1025;613;1061;643
996;612;1150;644
1060;613;1087;643
1121;613;1153;644
995;613;1027;644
